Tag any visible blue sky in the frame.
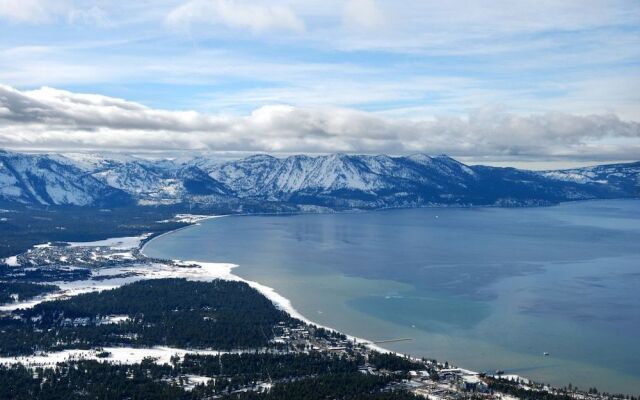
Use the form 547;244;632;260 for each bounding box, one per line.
0;0;639;167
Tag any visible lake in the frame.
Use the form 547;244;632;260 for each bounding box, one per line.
144;200;640;394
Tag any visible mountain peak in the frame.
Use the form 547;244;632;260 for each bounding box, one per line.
405;154;433;164
245;154;277;162
433;154;459;162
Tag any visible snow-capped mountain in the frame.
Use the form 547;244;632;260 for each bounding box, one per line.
205;153;480;206
87;158;231;205
52;153;230;205
209;153;479;196
202;154;639;208
0;150;638;209
541;162;640;196
0;150;130;207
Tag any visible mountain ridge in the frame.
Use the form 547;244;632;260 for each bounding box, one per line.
0;149;638;210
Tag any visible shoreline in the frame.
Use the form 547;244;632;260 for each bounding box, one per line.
140;215;461;365
139;214;228;254
139;209;640;395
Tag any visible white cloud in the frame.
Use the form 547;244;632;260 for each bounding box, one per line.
166;0;305;33
0;0;110;25
67;5;111;27
343;0;385;30
0;0;66;23
0;84;638;162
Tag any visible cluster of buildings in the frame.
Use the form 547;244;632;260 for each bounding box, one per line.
271;321;498;399
9;242;142;269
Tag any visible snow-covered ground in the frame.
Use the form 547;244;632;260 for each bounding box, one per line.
182;374;214;390
494;374;531;385
159;214;221;224
98;315;131;324
107;251;136;260
0;261;235;312
15;234;151;253
2;255;19;266
67;234;151;250
0;346;226;367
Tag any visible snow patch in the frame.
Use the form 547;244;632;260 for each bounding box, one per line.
0;346;225;367
3;255;19;266
159;214;220;224
67;234;151;250
97;315;131;324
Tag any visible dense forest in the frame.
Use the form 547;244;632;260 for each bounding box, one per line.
0;279;299;355
0;282;59;304
181;352;362;379
367;352;426;372
0;357;422;400
228;373;422;400
0;264;92;283
485;377;638;400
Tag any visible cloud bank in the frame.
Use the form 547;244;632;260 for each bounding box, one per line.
1;84;638;162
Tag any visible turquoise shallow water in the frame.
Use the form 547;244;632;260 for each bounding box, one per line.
145;200;640;394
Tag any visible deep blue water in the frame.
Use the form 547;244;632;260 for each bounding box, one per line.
145;200;640;394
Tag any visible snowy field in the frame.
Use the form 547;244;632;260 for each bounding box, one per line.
0;346;231;367
67;234;151;249
0;261;238;312
159;214;224;224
